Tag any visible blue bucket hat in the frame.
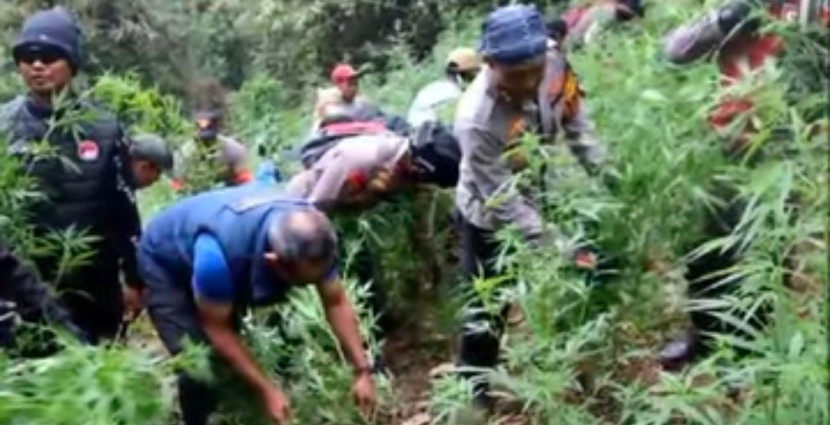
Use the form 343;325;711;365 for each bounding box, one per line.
12;7;84;72
479;4;549;65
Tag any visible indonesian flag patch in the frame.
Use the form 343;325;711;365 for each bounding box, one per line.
574;250;598;270
77;140;100;162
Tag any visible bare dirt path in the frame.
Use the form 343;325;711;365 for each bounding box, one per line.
379;304;453;425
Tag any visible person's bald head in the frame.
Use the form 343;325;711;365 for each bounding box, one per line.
265;208;338;284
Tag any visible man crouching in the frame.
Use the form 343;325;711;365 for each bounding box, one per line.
137;185;376;425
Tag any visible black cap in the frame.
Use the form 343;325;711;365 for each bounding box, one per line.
130;133;174;172
12;7;83;72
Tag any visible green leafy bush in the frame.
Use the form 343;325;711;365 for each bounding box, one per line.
0;1;826;425
0;341;210;425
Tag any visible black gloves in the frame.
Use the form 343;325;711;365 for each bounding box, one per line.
718;0;763;36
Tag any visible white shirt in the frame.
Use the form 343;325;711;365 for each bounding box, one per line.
406;79;463;127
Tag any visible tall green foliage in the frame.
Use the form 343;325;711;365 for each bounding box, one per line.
0;1;826;424
426;2;828;424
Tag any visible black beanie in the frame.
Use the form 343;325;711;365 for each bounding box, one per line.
12;6;83;72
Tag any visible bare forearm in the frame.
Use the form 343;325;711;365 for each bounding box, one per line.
326;301;371;371
205;326;275;394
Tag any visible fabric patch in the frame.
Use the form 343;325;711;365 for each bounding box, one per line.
323;120;387;136
781;3;798;22
574;250;598;270
346;170;369;190
561;70;582;120
77;140;100;162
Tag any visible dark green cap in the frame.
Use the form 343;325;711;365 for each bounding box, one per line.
130;133;174;171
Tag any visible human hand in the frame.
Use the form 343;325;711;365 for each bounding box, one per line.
368;169;392;193
351;372;377;418
263;387;292;425
123;286;146;321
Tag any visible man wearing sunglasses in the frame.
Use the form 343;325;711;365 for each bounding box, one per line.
453;4;615;412
0;7;143;345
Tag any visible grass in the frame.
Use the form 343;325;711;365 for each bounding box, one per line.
0;1;826;424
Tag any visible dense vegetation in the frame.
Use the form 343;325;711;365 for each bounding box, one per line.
0;1;827;424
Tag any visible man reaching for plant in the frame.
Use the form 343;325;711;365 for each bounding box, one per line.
658;0;830;369
127;133;175;190
137;185;376;425
453;4;618;412
288;109;466;316
287;122;420;339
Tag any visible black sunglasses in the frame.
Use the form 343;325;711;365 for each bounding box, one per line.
15;48;65;66
459;70;479;83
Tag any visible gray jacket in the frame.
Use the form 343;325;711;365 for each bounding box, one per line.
454;48;606;241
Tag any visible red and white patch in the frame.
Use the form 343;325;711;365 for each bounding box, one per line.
574;250;598;270
782;4;798;22
77;140;100;162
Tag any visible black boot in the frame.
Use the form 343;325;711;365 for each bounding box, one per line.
458;320;501;415
658;328;709;371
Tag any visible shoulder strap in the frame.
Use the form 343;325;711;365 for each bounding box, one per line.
538;52;571;138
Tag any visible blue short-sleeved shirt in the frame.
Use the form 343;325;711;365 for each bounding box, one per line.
191;233;338;304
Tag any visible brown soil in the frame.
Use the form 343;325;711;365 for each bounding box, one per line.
379;307;453;424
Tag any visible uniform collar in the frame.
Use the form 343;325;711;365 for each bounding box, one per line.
24;91;78;120
249;213;285;306
24;94;56;119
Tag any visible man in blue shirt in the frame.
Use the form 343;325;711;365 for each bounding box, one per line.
137;185;376;425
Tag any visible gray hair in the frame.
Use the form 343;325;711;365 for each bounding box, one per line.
268;208;338;264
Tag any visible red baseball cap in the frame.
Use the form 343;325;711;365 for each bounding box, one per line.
330;63;360;83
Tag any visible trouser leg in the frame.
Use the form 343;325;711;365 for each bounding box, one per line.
661;185;758;368
455;212;507;405
33;249;123;345
410;185;441;291
177;374;218;425
0;300;16;349
687;187;758;341
140;248;217;425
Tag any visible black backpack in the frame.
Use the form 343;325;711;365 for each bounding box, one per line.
410;121;461;188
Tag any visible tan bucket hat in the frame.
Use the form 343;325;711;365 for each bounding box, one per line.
446;47;481;72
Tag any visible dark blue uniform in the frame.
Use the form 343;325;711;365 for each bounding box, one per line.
0;95;141;343
138;185;313;425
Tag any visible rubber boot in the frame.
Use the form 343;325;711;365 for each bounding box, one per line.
658;328;709;372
